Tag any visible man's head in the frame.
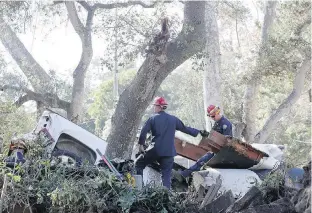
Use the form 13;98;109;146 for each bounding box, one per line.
153;96;167;113
207;105;222;121
9;139;28;155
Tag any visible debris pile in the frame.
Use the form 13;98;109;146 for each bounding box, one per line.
0;126;309;213
291;161;311;213
196;161;311;213
0;140;199;213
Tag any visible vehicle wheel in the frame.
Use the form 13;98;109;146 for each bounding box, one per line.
56;138;96;165
51;150;82;167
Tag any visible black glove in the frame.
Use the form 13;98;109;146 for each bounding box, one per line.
199;130;209;137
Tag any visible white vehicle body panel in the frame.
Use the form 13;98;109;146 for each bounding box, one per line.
193;168;262;198
32;111;107;164
249;143;284;170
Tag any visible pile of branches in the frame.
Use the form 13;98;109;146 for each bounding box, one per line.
0;139;199;213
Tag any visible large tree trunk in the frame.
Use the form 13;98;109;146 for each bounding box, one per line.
105;1;207;159
0;3;94;121
0;15;52;93
202;1;223;131
65;2;94;121
232;122;246;139
0;13;65;118
253;58;311;144
242;1;277;142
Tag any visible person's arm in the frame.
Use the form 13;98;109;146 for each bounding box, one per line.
175;117;200;137
138;118;153;145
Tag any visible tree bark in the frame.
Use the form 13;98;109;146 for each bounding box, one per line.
105;1;207;159
232;122;246;139
65;2;94;121
242;1;277;142
253;58;311;144
1;1;168;121
0;12;71;116
0;15;52;93
0;85;70;111
202;1;223;131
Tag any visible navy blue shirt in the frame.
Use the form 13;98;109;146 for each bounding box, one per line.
138;111;199;157
212;116;233;136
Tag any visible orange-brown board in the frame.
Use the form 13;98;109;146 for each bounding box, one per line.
174;138;208;161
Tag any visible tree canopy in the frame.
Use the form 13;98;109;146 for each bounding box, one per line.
0;0;310;164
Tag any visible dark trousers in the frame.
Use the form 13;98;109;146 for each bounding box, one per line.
135;148;174;189
180;152;215;177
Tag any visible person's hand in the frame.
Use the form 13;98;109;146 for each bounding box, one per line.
199;130;209;137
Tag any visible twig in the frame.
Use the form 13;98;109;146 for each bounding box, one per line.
119;17;147;38
27;196;33;213
235;14;241;48
0;174;8;212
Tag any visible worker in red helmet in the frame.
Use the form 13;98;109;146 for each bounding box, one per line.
206;105;232;136
136;96;207;189
176;104;233;180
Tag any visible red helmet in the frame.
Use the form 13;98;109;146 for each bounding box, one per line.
153;97;168;106
207;105;220;116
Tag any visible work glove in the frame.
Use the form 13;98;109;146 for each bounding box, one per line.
199;130;209;138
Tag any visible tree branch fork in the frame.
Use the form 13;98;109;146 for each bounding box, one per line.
0;85;70;110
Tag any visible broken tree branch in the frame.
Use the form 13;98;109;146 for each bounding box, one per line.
253;57;311;144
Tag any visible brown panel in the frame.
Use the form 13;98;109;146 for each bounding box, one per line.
230;142;266;161
205;142;267;169
174;131;268;165
174;138;208;161
198;130;229;153
205;145;259;169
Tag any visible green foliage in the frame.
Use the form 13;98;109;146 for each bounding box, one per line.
0;103;36;145
99;2;183;72
0;1;32;33
260;169;285;191
161;63;205;129
89;63;206;135
48;70;73;102
0;138;196;213
88;69;137;134
262;1;311;76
